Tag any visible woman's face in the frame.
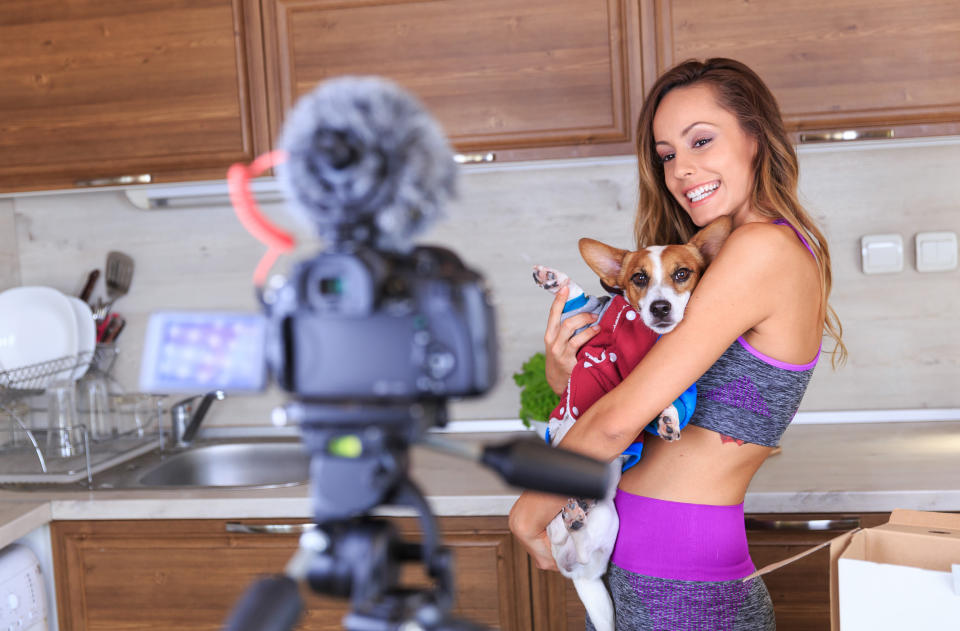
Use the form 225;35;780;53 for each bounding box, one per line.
652;83;759;227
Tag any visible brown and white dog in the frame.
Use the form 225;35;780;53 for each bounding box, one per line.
533;215;732;631
577;214;733;335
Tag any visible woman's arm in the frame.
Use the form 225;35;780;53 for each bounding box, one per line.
509;223;789;562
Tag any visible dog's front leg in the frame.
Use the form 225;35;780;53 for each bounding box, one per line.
656;404;681;441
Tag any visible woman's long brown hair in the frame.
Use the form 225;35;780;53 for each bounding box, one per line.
634;58;847;366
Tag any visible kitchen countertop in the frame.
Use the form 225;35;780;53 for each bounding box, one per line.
1;420;959;548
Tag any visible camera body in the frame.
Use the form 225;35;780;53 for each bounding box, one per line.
265;244;497;401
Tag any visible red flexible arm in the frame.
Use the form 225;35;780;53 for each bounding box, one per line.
227;150;295;287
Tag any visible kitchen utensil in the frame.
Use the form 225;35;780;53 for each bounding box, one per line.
78;269;100;303
67;297;96;380
0;287;78;384
102;316;126;344
96;313;119;343
98;251;134;319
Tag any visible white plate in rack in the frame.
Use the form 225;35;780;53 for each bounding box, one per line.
0;286;78;387
67;296;97;380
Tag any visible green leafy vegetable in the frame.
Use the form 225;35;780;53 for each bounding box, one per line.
512;352;560;428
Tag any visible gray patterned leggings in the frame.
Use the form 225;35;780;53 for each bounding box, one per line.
584;562;776;631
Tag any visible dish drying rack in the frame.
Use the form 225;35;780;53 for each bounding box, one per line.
0;345;164;485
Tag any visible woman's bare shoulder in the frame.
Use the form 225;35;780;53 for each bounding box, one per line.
711;221;814;281
722;220;800;255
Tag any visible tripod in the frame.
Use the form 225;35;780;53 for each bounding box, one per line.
224;400;608;631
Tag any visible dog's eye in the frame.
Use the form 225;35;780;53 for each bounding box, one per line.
630;272;648;288
673;268;691;282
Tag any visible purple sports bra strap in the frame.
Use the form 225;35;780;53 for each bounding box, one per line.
773;218;816;259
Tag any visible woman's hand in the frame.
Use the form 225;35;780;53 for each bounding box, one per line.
544;286;599;395
509;492;561;572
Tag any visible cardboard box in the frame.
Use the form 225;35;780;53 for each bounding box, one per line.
747;509;960;630
830;509;960;630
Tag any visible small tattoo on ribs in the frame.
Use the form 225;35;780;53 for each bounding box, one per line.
720;434;746;446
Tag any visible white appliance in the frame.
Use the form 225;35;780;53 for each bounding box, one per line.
0;544;49;631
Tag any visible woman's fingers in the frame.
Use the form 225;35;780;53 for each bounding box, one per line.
545;309;600;394
558;312;599;340
567;319;601;349
543;286;570;343
529;532;559;572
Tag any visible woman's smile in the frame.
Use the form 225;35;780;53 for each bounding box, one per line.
684;180;720;205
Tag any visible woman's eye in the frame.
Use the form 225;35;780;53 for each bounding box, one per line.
693;137;712;148
631;272;648;287
657;153;674;164
674;268;690;282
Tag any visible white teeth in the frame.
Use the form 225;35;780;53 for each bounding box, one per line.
686;182;719;202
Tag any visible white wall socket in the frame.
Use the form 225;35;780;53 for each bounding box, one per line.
915;231;958;272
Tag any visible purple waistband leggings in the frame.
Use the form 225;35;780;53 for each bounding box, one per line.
583;490;776;631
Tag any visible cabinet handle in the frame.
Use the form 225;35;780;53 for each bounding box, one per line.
745;517;861;531
225;522;315;535
74;174;153;187
799;129;894;143
454;152;496;164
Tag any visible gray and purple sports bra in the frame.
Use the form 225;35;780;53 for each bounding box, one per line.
688;219;820;447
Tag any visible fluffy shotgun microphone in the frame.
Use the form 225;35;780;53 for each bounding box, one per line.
276;76;457;253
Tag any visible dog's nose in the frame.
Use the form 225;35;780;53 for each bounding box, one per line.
650;300;671;318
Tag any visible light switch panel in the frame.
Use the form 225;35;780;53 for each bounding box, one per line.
915;231;958;272
861;234;903;274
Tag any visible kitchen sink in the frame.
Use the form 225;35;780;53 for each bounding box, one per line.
0;435;313;491
136;442;310;488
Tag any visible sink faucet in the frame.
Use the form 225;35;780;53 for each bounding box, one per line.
170;390;225;447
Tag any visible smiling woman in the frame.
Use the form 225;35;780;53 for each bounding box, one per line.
509;58;847;631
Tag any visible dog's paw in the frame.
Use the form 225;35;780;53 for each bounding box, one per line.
561;498;593;531
532;265;568;293
657;405;681;442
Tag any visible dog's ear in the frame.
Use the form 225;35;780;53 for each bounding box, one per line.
688;216;733;265
579;238;628;287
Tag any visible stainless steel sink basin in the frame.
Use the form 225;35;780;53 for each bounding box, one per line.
136;442;310;488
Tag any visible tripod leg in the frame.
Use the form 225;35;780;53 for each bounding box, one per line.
223;575;303;631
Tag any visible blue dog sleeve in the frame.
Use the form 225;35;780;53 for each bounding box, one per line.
643;383;697;437
620;382;697;472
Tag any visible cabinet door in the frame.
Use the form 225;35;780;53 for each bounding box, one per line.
397;516;533;630
0;0;269;193
262;0;646;163
653;0;960;140
529;567;586;631
51;516;529;631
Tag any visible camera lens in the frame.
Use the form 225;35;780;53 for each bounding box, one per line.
319;278;343;295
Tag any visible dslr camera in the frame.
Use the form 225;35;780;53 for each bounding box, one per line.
266;243;496;400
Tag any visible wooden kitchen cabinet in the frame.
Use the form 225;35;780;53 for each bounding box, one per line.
51;516;531;630
528;512;890;631
653;0;960;142
260;0;649;163
0;0;270;193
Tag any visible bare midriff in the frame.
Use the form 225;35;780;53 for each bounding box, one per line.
619;425;773;506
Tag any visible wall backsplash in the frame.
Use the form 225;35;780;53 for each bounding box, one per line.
2;138;958;427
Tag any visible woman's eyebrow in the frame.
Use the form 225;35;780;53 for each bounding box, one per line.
655;121;714;146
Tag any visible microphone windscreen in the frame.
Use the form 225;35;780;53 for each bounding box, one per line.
277;76;457;251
